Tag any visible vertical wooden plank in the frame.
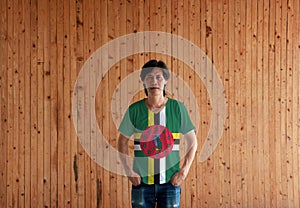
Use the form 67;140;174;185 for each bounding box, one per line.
280;1;288;206
237;1;244;207
23;0;32;206
6;0;14;206
116;0;126;207
136;0;145;101
12;0;21;206
136;0;145;102
89;48;98;208
89;58;98;208
86;0;95;207
158;0;165;61
291;0;300;207
82;0;91;206
0;0;8;205
117;0;127;207
143;0;150;60
89;0;98;206
262;0;271;206
233;0;243;206
36;1;45;207
171;0;178;100
251;0;260;206
213;0;224;205
148;0;156;60
69;0;78;206
108;0;118;206
268;0;277;207
245;0;253;207
63;0;72;206
75;0;85;206
104;1;114;208
240;0;247;205
30;0;38;206
227;0;236;206
56;0;65;206
83;0;94;206
210;0;218;207
101;40;110;208
17;0;26;206
109;1;122;207
239;0;247;206
42;0;51;207
49;0;58;206
256;0;265;206
96;0;108;207
286;1;295;206
274;0;282;206
153;0;160;60
37;0;45;207
204;1;213;176
100;0;110;206
112;0;120;207
118;0;127;207
165;0;172;87
221;0;231;207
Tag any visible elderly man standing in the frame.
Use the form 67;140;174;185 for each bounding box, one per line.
118;59;198;208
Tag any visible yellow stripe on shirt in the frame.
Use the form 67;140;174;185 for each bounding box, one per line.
147;110;154;184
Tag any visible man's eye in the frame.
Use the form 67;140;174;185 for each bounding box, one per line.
145;75;163;81
146;76;154;80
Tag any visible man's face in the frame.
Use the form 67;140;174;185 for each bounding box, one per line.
143;68;168;96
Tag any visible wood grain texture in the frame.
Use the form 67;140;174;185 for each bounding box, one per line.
0;0;299;207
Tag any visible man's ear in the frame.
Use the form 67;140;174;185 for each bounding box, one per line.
163;79;168;86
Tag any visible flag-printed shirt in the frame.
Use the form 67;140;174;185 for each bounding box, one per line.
118;98;195;185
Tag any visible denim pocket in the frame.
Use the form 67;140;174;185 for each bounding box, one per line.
168;182;181;189
132;183;142;189
131;183;156;208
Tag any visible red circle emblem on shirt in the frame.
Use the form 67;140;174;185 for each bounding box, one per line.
140;125;174;159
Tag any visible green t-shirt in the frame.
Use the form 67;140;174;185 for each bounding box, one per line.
118;98;194;184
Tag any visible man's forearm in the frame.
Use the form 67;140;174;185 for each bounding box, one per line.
118;134;132;175
170;130;198;186
181;131;198;176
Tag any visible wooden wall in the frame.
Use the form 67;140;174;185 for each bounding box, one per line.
0;0;299;207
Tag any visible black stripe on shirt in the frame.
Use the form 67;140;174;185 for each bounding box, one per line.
154;113;160;184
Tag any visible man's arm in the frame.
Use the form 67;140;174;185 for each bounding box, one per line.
118;133;141;186
170;130;198;186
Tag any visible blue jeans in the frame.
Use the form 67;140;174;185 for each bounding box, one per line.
132;182;181;208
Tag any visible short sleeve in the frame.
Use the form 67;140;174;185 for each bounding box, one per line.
118;107;135;137
179;102;195;134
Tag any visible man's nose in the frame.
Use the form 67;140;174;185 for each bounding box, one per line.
152;78;158;83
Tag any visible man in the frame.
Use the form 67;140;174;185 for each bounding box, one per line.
118;59;198;208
